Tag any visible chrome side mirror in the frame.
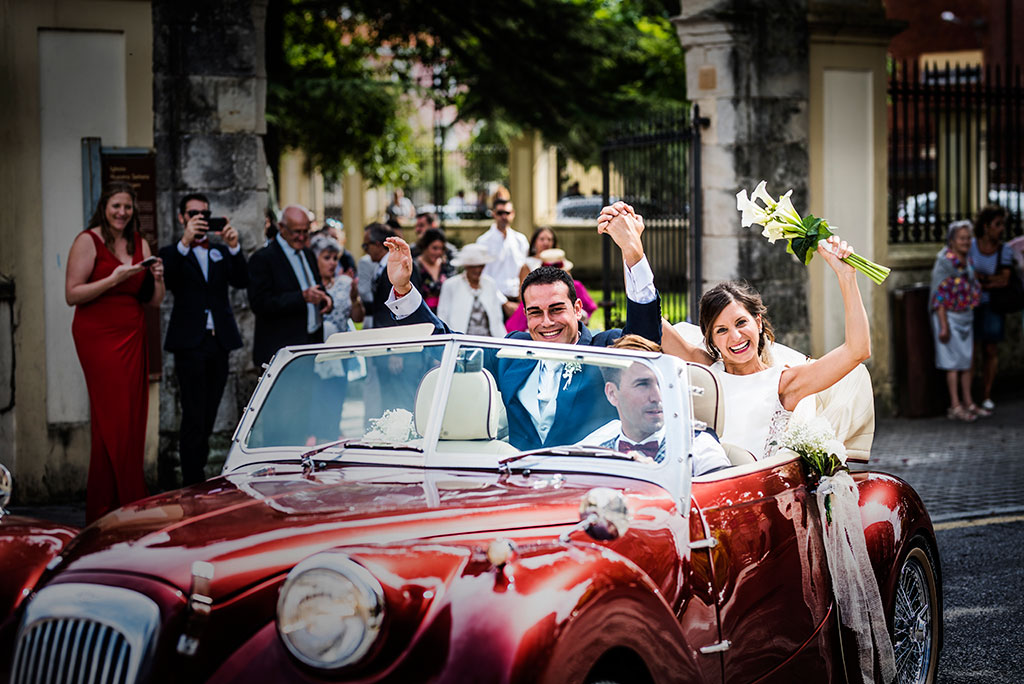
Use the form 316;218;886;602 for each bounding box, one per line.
576;487;630;541
0;464;12;518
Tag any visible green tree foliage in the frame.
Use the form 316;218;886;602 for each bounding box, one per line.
267;0;687;181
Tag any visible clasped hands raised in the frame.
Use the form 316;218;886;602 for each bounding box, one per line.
383;200;650;291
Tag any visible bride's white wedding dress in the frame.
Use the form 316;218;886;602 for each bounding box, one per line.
712;362;795;461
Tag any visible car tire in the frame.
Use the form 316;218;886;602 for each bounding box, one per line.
890;538;940;684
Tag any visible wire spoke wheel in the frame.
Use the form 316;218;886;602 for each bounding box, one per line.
892;544;939;684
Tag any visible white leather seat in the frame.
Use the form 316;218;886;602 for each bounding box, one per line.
686;362;756;466
415;367;516;455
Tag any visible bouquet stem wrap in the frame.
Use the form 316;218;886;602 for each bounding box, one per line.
817;471;897;684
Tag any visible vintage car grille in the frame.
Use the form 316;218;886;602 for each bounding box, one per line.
11;583;160;684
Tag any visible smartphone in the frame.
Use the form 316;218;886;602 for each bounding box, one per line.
206;217;228;233
139;256;158;267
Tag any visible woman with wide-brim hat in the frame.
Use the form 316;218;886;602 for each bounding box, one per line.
437;243;516;337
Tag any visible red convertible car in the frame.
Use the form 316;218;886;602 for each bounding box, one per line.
0;326;941;684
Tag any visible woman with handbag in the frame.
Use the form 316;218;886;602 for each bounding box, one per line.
968;204;1016;412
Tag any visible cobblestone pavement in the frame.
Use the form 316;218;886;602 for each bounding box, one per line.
9;393;1024;529
851;391;1024;523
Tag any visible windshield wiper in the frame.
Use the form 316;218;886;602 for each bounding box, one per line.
498;445;638;473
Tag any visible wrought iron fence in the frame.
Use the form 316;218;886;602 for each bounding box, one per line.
601;106;705;326
408;144;509;222
889;61;1024;243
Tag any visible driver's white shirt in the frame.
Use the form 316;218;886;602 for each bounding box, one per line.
579;420;730;476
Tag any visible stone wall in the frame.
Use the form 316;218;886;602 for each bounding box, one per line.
152;0;268;488
675;0;813;352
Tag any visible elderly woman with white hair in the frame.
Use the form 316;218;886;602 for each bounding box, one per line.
930;219;985;421
437;243;516;336
305;234;365;442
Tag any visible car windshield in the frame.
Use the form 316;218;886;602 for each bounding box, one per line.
246;342;446;449
242;339;682;469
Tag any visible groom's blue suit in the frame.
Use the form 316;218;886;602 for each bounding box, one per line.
396;296;661;450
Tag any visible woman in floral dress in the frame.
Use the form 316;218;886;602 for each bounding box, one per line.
930;220;984;421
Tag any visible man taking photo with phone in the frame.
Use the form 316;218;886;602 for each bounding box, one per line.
160;192;248;486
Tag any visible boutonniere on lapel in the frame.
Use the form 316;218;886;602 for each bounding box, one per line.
561;361;582;390
209;249;224;262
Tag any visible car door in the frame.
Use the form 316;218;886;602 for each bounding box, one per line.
691;456;835;682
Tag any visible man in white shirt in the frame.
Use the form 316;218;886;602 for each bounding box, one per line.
579;352;731;477
476;198;529;301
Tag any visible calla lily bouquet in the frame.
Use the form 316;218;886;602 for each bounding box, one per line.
736;181;890;285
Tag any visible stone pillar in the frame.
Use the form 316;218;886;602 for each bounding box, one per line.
675;0;813;351
807;4;902;405
153;0;268;488
508;131;558;235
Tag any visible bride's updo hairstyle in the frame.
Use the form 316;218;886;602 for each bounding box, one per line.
698;281;775;364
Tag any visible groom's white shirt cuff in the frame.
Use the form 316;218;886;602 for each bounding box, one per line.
387;254;655;321
386;287;424;319
624;256;655;304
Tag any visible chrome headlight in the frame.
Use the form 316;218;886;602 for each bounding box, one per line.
276;553;385;670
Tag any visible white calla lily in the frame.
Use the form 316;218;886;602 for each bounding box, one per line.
761;221;787;244
736;189;770;227
750;180;777;209
773;192;804;228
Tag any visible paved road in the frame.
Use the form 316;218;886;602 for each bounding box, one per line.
852;390;1024;523
933;515;1024;683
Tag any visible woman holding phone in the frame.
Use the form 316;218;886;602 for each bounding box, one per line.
65;182;164;522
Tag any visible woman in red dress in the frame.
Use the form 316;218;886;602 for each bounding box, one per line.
65;182;165;522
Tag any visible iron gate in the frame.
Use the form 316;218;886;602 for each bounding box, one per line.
601;105;707;328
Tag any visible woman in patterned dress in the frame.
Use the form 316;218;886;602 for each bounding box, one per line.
930;221;984;421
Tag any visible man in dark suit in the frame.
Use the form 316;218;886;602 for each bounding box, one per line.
160;193;248;485
381;201;661;449
248;204;333;367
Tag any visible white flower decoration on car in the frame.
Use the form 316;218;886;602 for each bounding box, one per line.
561;361;582;390
364;408;418;443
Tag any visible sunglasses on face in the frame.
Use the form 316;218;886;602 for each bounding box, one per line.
495;210;511;217
187;210;212;219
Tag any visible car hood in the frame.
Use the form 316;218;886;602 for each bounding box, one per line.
55;464;668;600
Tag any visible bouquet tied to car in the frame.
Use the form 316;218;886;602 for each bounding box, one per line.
780;415;896;683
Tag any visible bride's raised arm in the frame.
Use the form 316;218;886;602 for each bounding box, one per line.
660;320;714;365
777;235;870;411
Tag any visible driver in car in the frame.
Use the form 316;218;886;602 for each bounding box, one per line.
580;335;732;476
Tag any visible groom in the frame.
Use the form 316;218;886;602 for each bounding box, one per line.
381;203;662;449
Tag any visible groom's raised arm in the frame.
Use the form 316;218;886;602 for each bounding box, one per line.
382;237;452;334
598;202;661;342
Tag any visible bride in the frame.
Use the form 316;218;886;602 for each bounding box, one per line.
599;203;870;461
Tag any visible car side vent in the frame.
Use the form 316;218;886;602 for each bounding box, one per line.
11;584;160;684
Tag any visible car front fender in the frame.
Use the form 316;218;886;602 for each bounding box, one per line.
206;540;707;684
0;516;78;619
855;471;940;607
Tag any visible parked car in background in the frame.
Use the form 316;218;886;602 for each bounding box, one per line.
555;195;614;221
895;187;1022;228
0;327;942;684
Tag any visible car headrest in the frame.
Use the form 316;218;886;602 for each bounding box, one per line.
415;366;502;440
687;362;724;437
